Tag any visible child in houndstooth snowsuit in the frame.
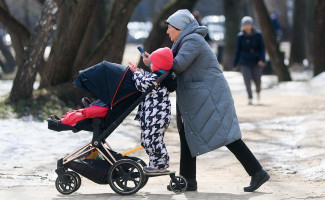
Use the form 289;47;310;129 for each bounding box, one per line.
129;47;174;173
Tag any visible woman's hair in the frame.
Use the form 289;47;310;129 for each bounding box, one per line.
164;20;180;31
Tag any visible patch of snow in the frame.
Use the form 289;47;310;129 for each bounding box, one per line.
0;114;142;186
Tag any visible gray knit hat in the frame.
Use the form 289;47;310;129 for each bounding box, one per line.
166;9;195;30
241;16;254;27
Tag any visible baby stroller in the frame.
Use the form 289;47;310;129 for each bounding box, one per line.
47;61;187;195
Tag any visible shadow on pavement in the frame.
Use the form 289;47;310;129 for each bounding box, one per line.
52;191;270;200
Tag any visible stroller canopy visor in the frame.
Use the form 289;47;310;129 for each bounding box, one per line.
73;61;138;107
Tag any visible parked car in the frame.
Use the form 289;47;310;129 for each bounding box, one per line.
127;21;152;43
201;15;225;62
201;15;225;46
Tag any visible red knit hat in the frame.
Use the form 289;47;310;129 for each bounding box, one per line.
150;47;173;72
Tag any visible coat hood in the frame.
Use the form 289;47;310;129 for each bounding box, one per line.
172;20;208;54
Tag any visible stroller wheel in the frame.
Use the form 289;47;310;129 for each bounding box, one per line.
169;175;188;194
136;159;149;189
55;172;78;195
108;159;144;195
129;157;149;189
68;171;81;192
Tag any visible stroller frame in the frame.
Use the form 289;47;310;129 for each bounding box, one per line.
55;72;188;195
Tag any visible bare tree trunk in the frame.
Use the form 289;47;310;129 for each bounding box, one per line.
83;0;141;68
40;0;97;87
0;0;31;68
0;38;15;73
305;0;316;67
313;0;325;76
265;0;290;41
72;0;107;77
223;0;241;70
9;0;59;101
289;0;306;65
139;0;198;68
252;0;291;81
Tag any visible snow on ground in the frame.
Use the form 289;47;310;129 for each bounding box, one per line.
0;115;142;186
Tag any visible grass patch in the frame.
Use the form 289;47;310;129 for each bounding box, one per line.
0;91;71;121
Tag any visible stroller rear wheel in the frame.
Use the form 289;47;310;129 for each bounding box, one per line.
108;159;144;195
129;157;149;189
55;172;78;195
137;159;149;189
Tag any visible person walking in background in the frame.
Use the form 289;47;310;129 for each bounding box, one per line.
233;16;266;105
271;9;282;42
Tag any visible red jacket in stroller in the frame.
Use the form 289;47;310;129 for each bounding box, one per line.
61;106;109;126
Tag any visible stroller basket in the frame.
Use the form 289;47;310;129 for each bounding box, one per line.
64;148;124;184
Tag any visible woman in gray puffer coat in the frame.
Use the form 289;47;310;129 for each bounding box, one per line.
142;9;269;192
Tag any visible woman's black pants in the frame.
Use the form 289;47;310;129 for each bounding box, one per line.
176;104;262;180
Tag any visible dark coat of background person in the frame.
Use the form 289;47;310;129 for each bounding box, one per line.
233;29;265;67
171;20;242;157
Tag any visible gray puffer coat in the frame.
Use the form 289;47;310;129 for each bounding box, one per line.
172;20;242;157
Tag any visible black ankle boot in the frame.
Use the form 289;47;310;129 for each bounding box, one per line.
244;169;270;192
167;179;197;191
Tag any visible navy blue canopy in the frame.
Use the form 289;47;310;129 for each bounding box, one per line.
73;61;139;108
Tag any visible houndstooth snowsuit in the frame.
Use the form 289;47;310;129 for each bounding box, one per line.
133;69;171;169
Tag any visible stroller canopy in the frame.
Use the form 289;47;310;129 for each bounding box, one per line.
73;61;138;108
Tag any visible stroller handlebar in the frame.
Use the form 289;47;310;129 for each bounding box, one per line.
154;71;171;86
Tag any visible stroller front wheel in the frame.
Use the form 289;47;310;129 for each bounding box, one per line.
108;159;144;195
68;171;81;192
55;172;78;195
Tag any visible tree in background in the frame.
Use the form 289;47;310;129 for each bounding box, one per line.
0;32;15;73
222;0;241;71
252;0;291;81
305;0;315;67
264;0;290;41
0;0;140;102
82;0;141;69
9;0;60;101
40;0;97;87
313;0;325;76
42;0;140;87
0;0;31;69
289;0;306;66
